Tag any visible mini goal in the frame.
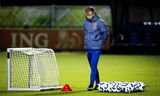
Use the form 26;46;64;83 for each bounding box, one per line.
7;48;61;91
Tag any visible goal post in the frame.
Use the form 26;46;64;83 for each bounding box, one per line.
7;48;62;91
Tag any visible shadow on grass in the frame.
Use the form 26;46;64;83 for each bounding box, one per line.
0;89;148;96
0;89;88;96
34;90;88;96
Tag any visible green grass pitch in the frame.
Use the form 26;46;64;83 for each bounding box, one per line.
0;51;160;96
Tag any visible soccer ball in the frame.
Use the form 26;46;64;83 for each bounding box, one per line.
106;81;122;92
98;86;104;92
131;81;145;92
98;82;107;92
105;82;112;92
139;82;145;91
120;81;135;93
114;82;122;92
109;81;120;92
121;81;129;92
98;82;112;92
124;83;134;93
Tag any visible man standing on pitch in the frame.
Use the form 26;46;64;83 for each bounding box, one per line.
83;6;109;91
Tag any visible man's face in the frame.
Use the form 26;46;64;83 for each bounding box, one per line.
86;11;95;20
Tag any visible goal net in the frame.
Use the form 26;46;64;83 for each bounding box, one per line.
7;48;61;91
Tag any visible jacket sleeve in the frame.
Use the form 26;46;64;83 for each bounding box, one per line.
83;21;86;33
99;20;109;44
83;22;85;32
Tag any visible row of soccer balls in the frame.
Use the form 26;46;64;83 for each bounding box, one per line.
98;81;145;93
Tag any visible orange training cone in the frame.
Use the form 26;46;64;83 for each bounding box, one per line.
61;84;72;92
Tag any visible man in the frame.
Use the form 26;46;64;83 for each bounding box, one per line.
83;6;109;91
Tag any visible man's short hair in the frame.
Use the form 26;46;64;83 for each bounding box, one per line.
85;6;96;14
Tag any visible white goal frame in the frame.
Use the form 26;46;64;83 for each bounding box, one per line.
7;48;62;91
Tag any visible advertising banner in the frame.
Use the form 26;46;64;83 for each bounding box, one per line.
0;29;110;50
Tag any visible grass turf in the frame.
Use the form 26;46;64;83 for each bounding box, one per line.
0;51;160;96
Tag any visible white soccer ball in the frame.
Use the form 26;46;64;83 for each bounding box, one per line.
105;82;113;92
138;82;145;91
133;81;141;91
115;82;122;92
98;82;107;92
98;82;114;92
110;81;119;92
104;83;111;92
98;86;105;92
124;83;134;93
121;81;129;92
131;81;145;92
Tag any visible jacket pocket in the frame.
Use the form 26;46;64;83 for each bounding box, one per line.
91;31;101;41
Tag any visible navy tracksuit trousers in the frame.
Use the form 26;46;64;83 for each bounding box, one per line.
86;49;101;86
